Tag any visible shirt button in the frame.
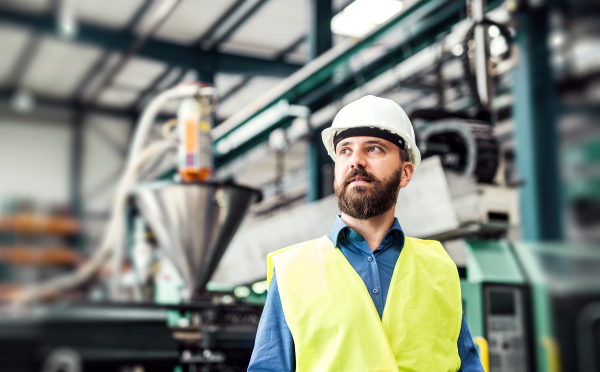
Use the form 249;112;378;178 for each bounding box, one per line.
373;289;379;294
367;256;373;262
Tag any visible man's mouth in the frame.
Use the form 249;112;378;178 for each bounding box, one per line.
348;176;373;185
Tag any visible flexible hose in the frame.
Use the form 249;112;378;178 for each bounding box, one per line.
461;19;513;114
127;91;175;169
127;85;215;169
10;84;216;308
11;140;176;308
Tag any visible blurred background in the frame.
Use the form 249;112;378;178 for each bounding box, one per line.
0;0;599;371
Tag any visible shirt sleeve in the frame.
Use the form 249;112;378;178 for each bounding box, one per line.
457;317;484;372
248;269;295;372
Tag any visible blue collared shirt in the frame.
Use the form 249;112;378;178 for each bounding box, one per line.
248;216;483;372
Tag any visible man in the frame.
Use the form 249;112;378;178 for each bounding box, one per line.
248;95;483;372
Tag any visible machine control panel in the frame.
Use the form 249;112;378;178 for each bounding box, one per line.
484;286;530;372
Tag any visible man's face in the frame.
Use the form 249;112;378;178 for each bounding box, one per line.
333;136;413;219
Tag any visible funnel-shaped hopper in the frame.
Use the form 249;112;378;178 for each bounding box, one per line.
133;181;261;295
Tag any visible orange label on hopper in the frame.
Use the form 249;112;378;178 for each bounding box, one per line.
185;118;199;154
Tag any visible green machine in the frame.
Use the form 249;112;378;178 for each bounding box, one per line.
459;240;600;372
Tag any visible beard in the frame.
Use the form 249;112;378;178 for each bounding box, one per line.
334;167;402;220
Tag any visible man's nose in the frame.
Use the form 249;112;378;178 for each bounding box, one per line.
349;150;367;169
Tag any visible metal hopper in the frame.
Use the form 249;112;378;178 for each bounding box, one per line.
133;181;261;296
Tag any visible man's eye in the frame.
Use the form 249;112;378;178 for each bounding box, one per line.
368;146;381;152
339;148;349;155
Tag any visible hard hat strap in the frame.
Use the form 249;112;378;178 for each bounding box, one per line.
333;127;406;152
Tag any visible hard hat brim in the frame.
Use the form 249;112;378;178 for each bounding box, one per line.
321;125;422;170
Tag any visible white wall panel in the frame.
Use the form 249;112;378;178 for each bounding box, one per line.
0;119;70;206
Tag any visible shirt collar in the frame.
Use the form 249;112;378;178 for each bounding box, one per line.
327;215;405;250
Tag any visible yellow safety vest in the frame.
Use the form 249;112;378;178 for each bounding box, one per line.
267;235;462;372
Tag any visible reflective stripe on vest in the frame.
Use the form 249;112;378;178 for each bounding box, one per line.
267;236;462;372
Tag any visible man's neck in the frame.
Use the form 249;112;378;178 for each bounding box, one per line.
340;207;396;252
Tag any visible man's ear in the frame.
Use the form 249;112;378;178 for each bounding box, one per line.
399;162;414;188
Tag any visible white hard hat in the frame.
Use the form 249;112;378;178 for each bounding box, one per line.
321;95;421;169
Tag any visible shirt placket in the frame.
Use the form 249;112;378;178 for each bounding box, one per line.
363;242;384;313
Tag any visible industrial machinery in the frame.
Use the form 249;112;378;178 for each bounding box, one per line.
0;83;263;372
419;119;500;184
1;0;598;370
455;239;600;372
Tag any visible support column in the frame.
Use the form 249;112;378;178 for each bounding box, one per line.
308;0;333;60
70;107;85;250
70;108;84;214
307;0;333;202
308;131;334;201
511;7;563;241
198;68;215;86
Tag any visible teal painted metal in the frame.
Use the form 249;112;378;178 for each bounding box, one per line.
0;88;139;119
511;242;556;372
0;10;302;78
461;240;527;356
460;281;484;339
70;109;85;250
214;0;503;167
511;8;563;241
307;0;333;202
465;240;526;284
563;137;600;201
308;0;332;60
461;240;600;371
307;136;322;202
307;131;333;202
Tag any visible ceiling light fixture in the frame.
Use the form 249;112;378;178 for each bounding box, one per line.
331;0;404;38
57;0;78;39
11;89;36;113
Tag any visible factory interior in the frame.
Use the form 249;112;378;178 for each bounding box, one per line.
0;0;600;371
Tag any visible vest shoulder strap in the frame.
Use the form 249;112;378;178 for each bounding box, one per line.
405;236;456;265
266;236;325;287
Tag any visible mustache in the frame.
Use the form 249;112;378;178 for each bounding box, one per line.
343;167;376;187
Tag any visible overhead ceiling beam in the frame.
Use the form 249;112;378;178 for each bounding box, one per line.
217;25;310;123
0;8;302;78
74;0;154;100
195;0;247;44
125;0;154;30
5;35;41;88
83;0;183;104
213;0;504;167
208;0;270;49
277;35;305;59
219;76;253;103
73;52;111;98
274;0;352;60
131;66;180;110
0;89;179;132
0;88;136;118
